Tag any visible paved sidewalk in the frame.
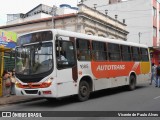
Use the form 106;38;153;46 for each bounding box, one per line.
0;95;40;105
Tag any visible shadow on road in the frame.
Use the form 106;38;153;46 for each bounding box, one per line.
22;85;148;108
90;85;147;100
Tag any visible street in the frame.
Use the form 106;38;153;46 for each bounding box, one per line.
0;81;160;120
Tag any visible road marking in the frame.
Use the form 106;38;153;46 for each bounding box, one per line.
154;96;160;99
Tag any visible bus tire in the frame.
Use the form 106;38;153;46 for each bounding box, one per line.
77;80;90;102
128;75;136;91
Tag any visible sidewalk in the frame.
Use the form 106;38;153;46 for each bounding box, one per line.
0;95;40;105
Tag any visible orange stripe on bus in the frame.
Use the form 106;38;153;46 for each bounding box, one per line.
91;61;149;79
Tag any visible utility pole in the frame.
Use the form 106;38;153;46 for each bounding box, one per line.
52;5;57;29
138;32;141;43
115;14;118;39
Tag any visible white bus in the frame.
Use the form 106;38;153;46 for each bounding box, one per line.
15;29;151;101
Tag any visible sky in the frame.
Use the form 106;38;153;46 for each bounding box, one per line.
0;0;160;26
0;0;79;26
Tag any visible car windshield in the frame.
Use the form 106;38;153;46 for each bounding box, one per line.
15;42;53;75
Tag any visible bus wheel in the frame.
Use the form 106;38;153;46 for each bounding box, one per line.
77;81;90;102
128;75;136;91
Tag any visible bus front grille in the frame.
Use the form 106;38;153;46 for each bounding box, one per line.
24;90;38;94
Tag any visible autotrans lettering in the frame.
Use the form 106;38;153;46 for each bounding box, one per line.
91;62;141;78
96;65;125;71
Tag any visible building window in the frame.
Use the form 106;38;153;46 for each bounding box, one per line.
153;27;157;37
153;7;157;17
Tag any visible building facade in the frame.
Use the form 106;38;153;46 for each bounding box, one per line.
84;0;160;65
0;4;128;40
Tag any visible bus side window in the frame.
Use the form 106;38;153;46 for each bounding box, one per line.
76;39;91;61
140;48;149;61
56;39;76;69
121;45;131;61
108;43;121;61
131;47;140;61
92;41;107;61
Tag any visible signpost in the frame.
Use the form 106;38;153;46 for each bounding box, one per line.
0;30;17;97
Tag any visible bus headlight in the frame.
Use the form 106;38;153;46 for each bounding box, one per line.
15;77;54;88
41;77;54;88
15;82;24;88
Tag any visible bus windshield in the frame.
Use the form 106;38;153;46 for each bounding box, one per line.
15;42;53;75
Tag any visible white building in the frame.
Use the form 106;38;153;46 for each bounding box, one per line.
84;0;160;65
6;4;78;25
0;4;128;40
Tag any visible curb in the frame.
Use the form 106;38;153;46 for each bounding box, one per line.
0;96;43;105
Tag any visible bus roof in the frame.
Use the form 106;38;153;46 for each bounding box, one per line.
19;29;148;48
54;29;148;48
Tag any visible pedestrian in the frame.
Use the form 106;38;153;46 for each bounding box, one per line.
2;70;11;97
156;62;160;87
10;69;16;95
150;63;156;85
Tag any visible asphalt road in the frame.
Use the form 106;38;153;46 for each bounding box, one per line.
0;81;160;120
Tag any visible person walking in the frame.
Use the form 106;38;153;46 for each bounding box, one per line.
156;63;160;87
10;69;16;95
2;70;11;97
150;63;156;85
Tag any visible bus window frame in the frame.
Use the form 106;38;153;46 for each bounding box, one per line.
56;38;76;70
121;45;132;62
107;43;121;61
92;41;108;61
76;38;91;61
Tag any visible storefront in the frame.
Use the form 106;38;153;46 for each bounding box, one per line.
0;29;17;97
150;47;160;66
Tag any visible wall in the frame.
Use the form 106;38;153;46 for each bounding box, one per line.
84;0;153;47
83;0;109;8
7;13;52;25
